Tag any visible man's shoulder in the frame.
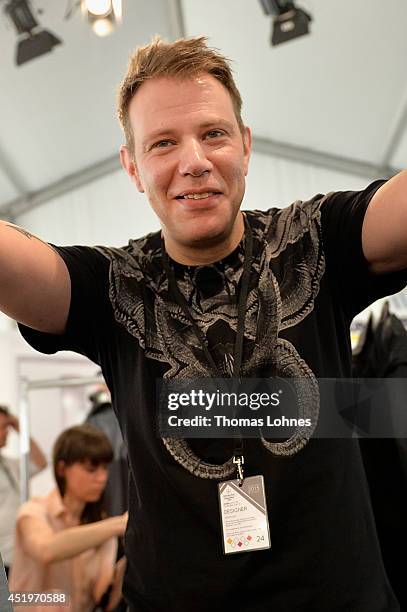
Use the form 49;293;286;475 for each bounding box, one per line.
96;229;161;261
93;230;162;277
51;232;161;294
53;229;161;269
246;193;326;256
248;193;325;226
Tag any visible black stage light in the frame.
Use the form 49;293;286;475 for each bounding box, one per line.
4;0;62;65
259;0;312;46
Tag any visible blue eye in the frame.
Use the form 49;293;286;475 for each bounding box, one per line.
206;130;223;138
154;140;173;148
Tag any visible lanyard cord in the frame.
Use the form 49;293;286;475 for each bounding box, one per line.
232;216;253;380
162;247;218;377
161;214;253;380
161;214;254;482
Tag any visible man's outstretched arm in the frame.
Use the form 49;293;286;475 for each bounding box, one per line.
363;169;407;274
0;221;70;334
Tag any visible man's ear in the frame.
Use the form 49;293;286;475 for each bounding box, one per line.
119;145;144;193
242;126;252;177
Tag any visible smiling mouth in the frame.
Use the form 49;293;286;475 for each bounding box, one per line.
176;192;222;200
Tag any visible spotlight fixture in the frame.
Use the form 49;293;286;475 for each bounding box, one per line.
3;0;62;66
259;0;312;47
81;0;122;37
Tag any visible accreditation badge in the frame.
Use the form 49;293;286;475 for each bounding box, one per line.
218;475;271;554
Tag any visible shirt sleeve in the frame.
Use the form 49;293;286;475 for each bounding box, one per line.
3;455;40;480
320;179;407;320
18;245;113;365
16;499;48;523
4;456;20;481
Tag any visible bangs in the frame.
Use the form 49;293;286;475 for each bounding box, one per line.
76;436;114;466
53;424;114;468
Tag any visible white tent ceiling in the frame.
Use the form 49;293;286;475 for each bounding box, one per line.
1;0;407;219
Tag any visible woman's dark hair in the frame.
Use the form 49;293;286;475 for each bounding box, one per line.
53;424;113;524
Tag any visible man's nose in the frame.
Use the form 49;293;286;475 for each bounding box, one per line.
178;139;213;177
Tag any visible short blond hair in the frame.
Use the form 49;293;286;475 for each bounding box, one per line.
117;35;244;154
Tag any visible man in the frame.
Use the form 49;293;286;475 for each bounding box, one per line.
0;36;406;610
0;405;47;576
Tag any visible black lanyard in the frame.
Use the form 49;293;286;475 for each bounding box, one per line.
161;214;253;378
161;214;253;478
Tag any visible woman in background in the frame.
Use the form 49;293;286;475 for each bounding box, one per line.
9;424;127;611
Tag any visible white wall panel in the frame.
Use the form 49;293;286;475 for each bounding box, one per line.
0;167;20;205
390;121;407;170
243;152;369;211
16;168;160;246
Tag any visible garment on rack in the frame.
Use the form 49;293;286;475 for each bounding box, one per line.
353;303;407;611
0;553;12;612
86;401;128;517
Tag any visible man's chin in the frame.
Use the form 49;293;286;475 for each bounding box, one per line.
179;215;236;246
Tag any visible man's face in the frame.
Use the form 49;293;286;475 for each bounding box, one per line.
0;414;9;448
120;74;251;253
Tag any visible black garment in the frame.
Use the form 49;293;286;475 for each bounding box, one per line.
19;181;406;611
86;401;128;516
353;304;407;611
0;555;12;612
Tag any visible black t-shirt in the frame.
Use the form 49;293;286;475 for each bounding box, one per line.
20;181;406;611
